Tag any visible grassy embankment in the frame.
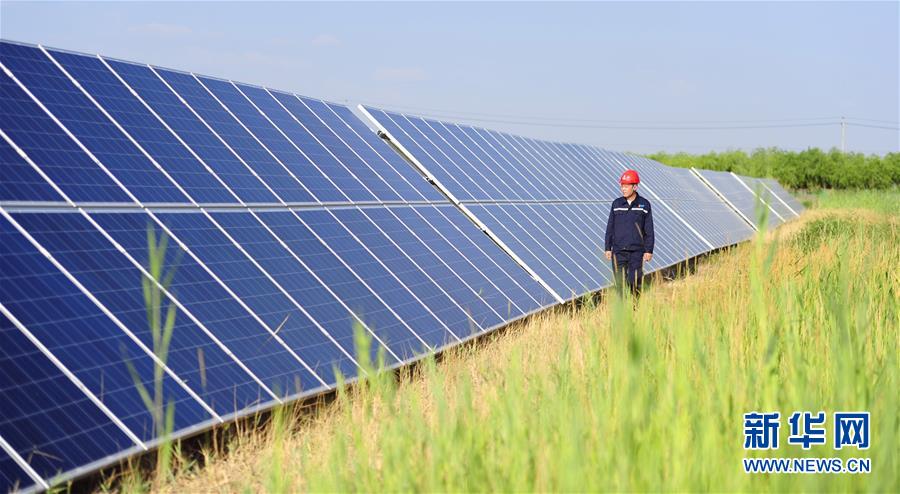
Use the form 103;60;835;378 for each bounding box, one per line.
108;189;897;493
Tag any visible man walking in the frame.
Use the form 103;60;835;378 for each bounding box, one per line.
604;169;654;296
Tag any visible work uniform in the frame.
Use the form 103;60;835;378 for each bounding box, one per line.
604;193;655;294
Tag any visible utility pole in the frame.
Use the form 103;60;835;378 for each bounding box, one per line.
840;116;846;152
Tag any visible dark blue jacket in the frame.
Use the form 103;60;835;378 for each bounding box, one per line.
604;193;655;253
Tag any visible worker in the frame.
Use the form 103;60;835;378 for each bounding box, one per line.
604;169;654;296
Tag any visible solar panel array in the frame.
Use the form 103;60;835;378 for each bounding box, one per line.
0;40;803;492
359;106;765;300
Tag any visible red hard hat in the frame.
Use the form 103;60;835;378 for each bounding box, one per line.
620;169;640;184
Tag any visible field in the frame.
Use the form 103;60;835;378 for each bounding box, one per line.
105;189;898;493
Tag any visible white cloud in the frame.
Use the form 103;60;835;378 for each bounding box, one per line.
373;67;428;83
310;34;341;47
128;22;192;36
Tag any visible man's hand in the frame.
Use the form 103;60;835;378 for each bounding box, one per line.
643;252;653;262
605;250;612;260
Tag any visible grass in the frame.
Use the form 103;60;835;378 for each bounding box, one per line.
108;189;896;493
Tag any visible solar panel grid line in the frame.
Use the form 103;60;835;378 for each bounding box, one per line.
94;57;247;207
0;129;236;428
729;172;786;222
410;119;612;291
199;74;488;351
458;129;603;250
0;301;147;450
529;139;597;200
428;122;609;289
478;130;559;200
0;128;66;204
358;207;513;327
0;55;309;404
452;124;532;200
536;139;604;200
357;105;565;304
759;181;799;217
389;208;537;318
399;115;603;292
522;139;590;199
690;167;759;231
0;437;47;492
196;78;334;203
301;104;538;316
412;117;502;200
762;179;804;215
228;86;508;338
530;140;601;200
46;212;286;403
324;102;447;203
297;103;549;312
189;77;464;351
471;128;548;200
394;116;591;295
95;57;422;374
529;206;608;287
0;172;224;422
141;65;415;363
81;56;390;377
480;134;616;269
144;65;283;204
38;48;338;391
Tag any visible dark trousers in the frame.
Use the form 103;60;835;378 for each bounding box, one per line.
612;250;644;296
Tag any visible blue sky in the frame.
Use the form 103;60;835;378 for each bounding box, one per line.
2;1;898;155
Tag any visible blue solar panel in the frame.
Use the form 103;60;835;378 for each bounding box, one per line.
103;60;279;204
732;174;790;225
0;136;62;202
692;168;780;230
0;67;131;203
7;211;272;413
0;447;33;493
426;205;555;308
761;178;803;217
47;49;239;205
0;311;136;487
1;44;189;204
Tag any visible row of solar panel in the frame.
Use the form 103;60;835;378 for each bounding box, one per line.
360;107;802;298
0;38;803;493
0;40;557;491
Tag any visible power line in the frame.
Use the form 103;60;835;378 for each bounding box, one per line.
415;117;839;131
848;122;900;131
357;100;899;127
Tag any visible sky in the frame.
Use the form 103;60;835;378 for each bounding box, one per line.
2;1;898;155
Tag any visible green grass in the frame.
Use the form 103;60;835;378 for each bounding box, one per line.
127;190;897;493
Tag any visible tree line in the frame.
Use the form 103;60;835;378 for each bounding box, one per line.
647;148;900;190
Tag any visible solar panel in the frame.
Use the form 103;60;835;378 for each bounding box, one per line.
691;168;781;230
730;174;791;224
0;40;552;491
1;38;804;491
760;178;804;217
359;106;761;293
